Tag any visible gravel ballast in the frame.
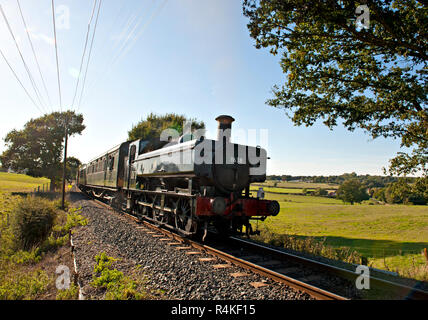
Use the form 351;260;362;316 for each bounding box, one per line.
69;192;313;300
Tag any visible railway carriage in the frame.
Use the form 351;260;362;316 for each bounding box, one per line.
77;115;280;239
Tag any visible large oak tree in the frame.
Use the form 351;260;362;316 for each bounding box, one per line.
243;0;427;176
0;111;85;190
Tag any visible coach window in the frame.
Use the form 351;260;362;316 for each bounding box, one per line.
109;156;115;170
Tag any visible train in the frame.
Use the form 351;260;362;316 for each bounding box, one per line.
77;115;280;239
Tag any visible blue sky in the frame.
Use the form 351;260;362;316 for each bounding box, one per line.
0;0;404;176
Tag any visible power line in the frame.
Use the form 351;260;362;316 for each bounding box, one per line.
71;0;98;109
113;0;168;65
83;0;166;105
77;0;102;110
51;0;62;111
16;0;52;112
0;48;44;114
0;4;47;113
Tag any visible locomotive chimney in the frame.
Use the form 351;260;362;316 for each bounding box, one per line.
216;115;235;143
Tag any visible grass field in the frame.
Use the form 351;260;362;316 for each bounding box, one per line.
253;191;428;278
0;172;50;193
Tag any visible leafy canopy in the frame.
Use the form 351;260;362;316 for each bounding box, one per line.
337;178;370;204
128;113;205;151
0;111;85;186
243;0;427;176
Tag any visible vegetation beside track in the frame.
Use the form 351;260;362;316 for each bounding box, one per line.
251;191;428;281
0;173;87;299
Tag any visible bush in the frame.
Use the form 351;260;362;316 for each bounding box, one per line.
10;197;57;250
337;179;369;204
0;269;50;300
253;226;363;265
313;188;328;196
91;252;147;300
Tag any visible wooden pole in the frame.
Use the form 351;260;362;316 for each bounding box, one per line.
61;118;68;210
424;248;428;265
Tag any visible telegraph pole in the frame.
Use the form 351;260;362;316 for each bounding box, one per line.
61;114;69;210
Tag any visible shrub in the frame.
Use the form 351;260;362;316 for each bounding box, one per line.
91;252;147;300
337;179;369;204
0;269;50;300
253;225;363;265
10;197;57;250
313;188;328;196
56;283;79;300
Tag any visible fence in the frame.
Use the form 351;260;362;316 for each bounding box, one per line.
32;182;51;194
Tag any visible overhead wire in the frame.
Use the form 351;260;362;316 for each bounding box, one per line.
82;0;167;106
76;0;102;111
0;3;47;113
71;0;98;110
16;0;52;112
51;0;62;111
0;48;44;114
112;0;168;65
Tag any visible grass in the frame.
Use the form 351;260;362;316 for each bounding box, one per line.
253;191;428;280
0;172;88;299
91;252;152;300
0;172;50;193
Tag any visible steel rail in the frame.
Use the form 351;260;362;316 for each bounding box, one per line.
228;236;428;301
77;188;428;300
80;190;347;300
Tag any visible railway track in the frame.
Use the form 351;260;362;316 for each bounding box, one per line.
79;189;428;301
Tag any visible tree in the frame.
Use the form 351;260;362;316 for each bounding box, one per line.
243;0;427;176
385;178;412;204
128;113;205;152
314;187;328;196
384;177;427;204
0;111;85;190
337;179;369;204
65;156;82;182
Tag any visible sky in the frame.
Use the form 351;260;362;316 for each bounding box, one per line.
0;0;406;176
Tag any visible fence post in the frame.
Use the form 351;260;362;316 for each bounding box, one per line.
424;248;428;265
37;186;40;193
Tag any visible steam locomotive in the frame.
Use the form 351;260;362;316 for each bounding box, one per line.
77;115;280;239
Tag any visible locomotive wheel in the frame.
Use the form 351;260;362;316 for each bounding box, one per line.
137;193;152;219
152;196;164;225
175;198;196;234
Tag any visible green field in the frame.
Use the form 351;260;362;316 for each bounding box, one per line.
253;191;428;277
0;172;50;193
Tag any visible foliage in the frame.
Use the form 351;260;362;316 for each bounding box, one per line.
56;283;79;300
267;173;404;188
0;269;50;300
254;225;363;265
384;177;427;205
0;111;85;189
128;113;205;152
65;157;81;181
91;252;148;300
313;187;328;196
337;179;369;204
243;0;427;176
10;197;57;250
